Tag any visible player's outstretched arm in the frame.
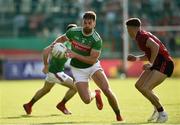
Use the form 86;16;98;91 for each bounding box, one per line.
127;54;148;61
51;34;69;45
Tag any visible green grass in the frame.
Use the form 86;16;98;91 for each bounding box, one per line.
0;78;180;125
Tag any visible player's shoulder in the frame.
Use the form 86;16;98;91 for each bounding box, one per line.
69;27;81;32
141;30;152;37
92;30;102;42
138;30;148;35
137;30;149;39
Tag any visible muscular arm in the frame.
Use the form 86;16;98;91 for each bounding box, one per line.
41;45;53;73
137;54;148;61
127;54;148;61
146;38;159;64
68;49;100;65
43;34;68;63
51;34;69;45
42;46;52;66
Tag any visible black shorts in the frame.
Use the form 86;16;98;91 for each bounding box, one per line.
150;54;174;77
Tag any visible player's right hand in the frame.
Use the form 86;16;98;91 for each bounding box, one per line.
42;65;49;74
127;54;137;61
143;63;152;70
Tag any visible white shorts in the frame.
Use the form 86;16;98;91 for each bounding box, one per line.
71;61;103;83
45;72;72;84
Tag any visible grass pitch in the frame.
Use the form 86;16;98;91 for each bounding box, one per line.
0;78;180;125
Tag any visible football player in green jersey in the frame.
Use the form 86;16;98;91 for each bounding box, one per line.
50;11;123;121
23;24;77;115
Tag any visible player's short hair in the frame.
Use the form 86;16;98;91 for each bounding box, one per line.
66;24;77;30
126;18;141;27
83;11;96;21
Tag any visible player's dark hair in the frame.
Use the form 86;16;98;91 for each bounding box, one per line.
83;11;96;21
66;24;77;30
126;18;141;27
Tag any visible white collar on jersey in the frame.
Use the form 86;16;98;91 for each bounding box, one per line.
82;28;94;36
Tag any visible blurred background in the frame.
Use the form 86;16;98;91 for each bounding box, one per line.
0;0;180;80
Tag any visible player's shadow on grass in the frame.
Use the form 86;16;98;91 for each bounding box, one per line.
41;121;149;125
41;121;115;125
0;114;62;119
111;122;151;125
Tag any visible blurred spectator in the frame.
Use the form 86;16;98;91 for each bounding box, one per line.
175;32;180;53
14;0;22;14
28;12;44;36
0;0;179;57
13;14;27;37
31;0;39;13
168;32;176;54
128;0;141;17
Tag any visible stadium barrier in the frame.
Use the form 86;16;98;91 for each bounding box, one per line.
1;58;179;80
3;59;45;80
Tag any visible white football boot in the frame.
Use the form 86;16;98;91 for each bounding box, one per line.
147;109;159;122
156;111;168;123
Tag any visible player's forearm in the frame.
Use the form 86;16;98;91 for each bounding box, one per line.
146;38;159;64
137;54;148;61
149;45;159;64
74;54;98;65
42;46;51;66
52;34;68;45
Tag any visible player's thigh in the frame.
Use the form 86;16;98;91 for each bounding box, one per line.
91;69;110;90
61;76;75;89
75;82;91;100
142;70;167;90
54;72;75;89
135;69;152;88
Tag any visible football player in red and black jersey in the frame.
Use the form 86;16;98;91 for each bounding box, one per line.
126;18;174;123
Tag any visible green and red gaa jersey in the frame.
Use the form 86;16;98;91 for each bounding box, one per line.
48;41;71;73
66;27;102;68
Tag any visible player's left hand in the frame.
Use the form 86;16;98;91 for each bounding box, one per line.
42;65;49;74
127;54;137;61
143;63;152;70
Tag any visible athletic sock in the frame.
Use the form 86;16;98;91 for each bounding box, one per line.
60;98;68;104
157;107;164;112
114;109;120;116
29;98;36;106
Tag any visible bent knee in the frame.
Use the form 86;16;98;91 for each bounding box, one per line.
136;85;149;93
135;83;146;93
67;84;77;92
70;88;77;94
135;83;140;90
79;94;91;104
141;86;150;93
82;98;91;104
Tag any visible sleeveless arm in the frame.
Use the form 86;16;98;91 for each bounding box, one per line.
146;38;159;64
